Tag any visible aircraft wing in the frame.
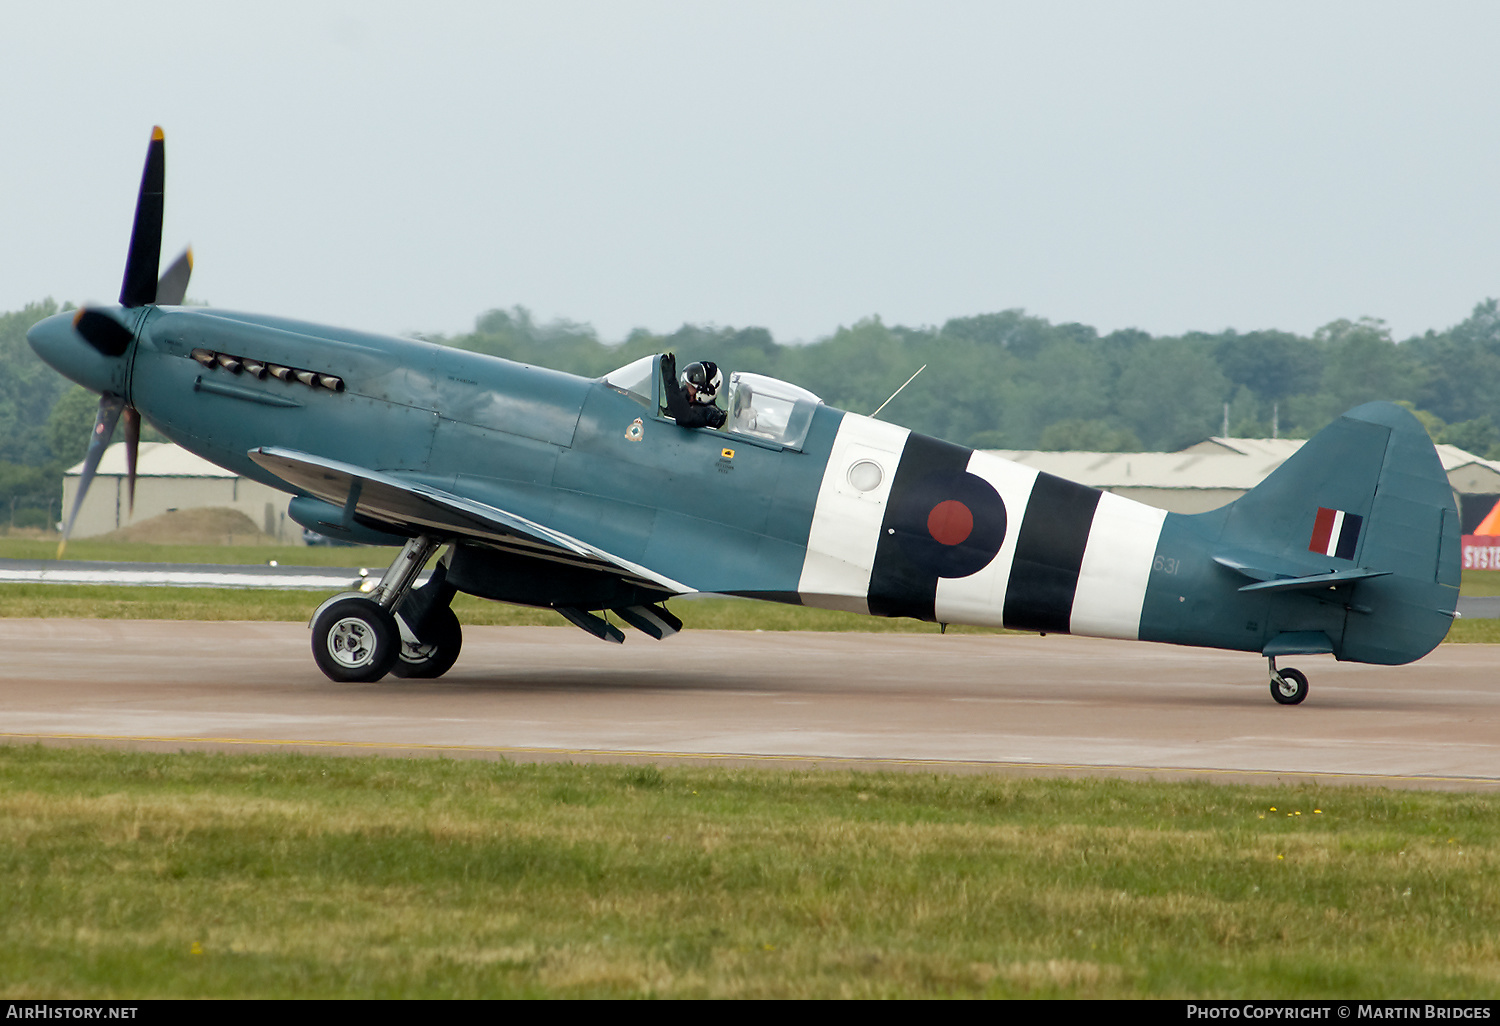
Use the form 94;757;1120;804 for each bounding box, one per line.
248;446;691;594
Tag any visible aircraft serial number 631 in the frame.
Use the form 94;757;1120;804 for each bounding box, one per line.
29;129;1461;703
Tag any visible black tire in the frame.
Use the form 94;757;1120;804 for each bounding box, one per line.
312;597;400;683
1270;667;1309;705
390;606;463;679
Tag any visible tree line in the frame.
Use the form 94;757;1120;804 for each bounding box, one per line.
4;296;1499;530
444;300;1500;456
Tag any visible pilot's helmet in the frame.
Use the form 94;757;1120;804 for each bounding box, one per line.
681;361;722;404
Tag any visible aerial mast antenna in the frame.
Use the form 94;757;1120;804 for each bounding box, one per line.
870;364;927;420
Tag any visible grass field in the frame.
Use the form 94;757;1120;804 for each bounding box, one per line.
4;541;1498;997
3;536;1499;639
0;584;1016;635
1;744;1496;999
1462;569;1500;597
11;533;1500;590
5;580;1500;641
0;535;399;568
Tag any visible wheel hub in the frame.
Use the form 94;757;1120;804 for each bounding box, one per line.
327;616;378;668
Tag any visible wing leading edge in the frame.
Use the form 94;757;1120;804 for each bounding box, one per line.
248;446;691;595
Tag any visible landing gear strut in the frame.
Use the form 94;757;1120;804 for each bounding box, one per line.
1268;657;1309;705
311;535;460;683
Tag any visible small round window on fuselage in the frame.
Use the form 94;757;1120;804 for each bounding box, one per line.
847;459;884;492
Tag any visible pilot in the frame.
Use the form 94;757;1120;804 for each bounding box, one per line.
730;380;757;433
660;353;726;429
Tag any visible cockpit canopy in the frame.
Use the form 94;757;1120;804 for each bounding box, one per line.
723;371;821;449
602;355;822;450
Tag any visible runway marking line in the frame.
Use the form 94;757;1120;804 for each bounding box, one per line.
3;731;1497;786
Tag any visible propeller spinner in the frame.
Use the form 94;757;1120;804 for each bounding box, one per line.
32;126;193;556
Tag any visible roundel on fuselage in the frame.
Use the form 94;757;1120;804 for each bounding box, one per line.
885;467;1006;580
867;433;1006;621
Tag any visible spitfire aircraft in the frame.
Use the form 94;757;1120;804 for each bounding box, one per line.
27;129;1461;703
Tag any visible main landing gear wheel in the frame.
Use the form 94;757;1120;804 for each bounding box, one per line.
391;605;463;679
1271;667;1309;705
312;597;400;683
309;534;444;683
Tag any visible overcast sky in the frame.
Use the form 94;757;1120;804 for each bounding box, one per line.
4;1;1498;345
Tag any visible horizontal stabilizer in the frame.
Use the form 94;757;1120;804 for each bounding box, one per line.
1212;549;1315;583
1234;568;1392;594
1213;549;1390;592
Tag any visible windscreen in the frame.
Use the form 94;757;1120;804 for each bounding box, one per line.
602;354;657;405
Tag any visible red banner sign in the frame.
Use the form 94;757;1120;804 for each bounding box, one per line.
1462;535;1500;570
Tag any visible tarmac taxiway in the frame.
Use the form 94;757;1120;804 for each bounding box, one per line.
3;619;1497;790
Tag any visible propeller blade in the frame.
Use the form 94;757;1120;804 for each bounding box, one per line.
122;406;141;516
58;394;127;558
72;308;133;356
119;127;166;308
155;246;193;306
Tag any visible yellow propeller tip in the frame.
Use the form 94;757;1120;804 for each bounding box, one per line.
151;126;164;141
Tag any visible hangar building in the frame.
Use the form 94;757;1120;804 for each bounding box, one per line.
986;436;1500;530
61;442;300;542
64;435;1500;545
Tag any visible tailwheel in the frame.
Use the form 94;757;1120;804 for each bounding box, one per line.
1270;666;1309;705
312;596;400;683
391;605;463;679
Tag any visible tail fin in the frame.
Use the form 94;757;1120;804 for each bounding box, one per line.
1210;402;1459;664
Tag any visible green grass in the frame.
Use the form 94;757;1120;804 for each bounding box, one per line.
0;538;1495;638
12;536;1500;596
0;745;1495;998
1461;569;1500;596
3;541;1495;997
1447;618;1500;643
0;536;401;567
0;584;1005;634
0;575;1491;640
